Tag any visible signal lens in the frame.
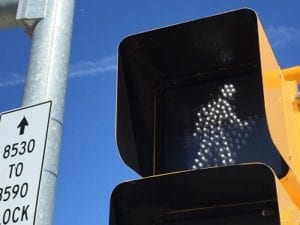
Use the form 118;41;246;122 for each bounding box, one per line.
157;70;288;177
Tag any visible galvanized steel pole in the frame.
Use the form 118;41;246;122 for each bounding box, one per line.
21;0;75;225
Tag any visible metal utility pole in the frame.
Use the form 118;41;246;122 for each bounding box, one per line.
0;0;75;225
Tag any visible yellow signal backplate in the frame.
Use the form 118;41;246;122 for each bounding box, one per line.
258;19;300;207
276;177;300;225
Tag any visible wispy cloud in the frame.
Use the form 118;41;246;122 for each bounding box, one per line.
266;25;300;49
69;55;116;78
0;55;116;88
0;72;25;88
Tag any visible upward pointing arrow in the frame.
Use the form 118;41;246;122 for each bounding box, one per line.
17;116;29;135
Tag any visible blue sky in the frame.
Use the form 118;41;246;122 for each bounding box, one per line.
0;1;300;225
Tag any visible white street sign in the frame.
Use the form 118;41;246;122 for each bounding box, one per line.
0;101;51;225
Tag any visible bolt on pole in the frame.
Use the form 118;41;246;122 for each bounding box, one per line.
20;0;75;224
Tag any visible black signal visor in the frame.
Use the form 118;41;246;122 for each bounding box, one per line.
110;164;280;225
116;8;288;177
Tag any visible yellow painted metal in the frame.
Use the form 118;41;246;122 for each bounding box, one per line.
276;178;300;225
282;66;300;82
283;66;300;101
258;19;300;209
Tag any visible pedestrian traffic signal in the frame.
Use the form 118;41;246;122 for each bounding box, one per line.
112;8;300;225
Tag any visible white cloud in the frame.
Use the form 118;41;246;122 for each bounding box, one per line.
0;55;116;88
266;25;300;48
69;55;116;78
0;72;25;88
